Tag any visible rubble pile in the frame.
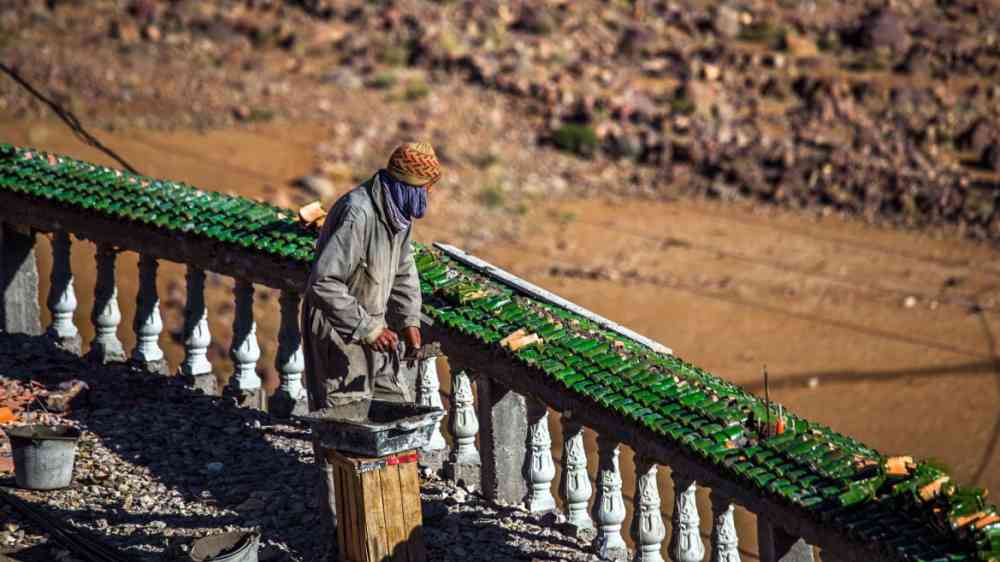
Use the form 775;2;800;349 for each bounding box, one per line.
0;334;597;562
2;0;999;239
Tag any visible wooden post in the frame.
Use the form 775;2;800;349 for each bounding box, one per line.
327;449;426;562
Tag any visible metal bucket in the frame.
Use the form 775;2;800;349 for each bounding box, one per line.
7;425;80;491
189;531;259;562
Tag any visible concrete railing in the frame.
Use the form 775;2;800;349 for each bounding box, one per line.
1;145;997;562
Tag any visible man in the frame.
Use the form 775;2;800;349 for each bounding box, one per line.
301;141;440;550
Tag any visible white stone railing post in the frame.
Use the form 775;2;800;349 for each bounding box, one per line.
710;490;741;562
45;231;80;353
631;456;666;562
131;254;166;373
560;417;594;534
271;290;307;417
670;471;706;562
180;266;214;392
87;243;125;363
592;436;628;561
525;398;556;513
445;369;481;489
416;354;447;471
226;279;262;408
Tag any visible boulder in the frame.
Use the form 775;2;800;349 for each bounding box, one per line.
714;5;742;38
982;144;1000;173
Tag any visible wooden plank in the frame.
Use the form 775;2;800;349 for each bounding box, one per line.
397;456;426;562
336;464;355;562
379;463;408;562
361;468;389;562
334;464;349;562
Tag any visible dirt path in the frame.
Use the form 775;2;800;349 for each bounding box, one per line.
2;119;997;559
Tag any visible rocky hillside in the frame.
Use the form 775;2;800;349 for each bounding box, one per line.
2;0;1000;239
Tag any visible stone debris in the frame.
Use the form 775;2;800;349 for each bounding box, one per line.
0;334;599;562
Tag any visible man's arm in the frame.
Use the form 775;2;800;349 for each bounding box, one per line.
304;207;384;344
388;229;423;343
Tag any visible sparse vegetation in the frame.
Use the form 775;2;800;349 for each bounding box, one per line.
551;123;599;158
404;80;431;101
477;185;506;209
370;72;398;90
738;22;788;51
670;96;696;115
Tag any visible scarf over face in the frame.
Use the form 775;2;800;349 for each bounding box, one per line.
379;169;427;233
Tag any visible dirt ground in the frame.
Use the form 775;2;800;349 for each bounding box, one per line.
2;118;997;560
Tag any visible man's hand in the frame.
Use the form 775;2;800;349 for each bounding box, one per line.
402;326;421;351
371;328;399;352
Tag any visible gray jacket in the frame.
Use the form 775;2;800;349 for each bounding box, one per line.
303;174;422;344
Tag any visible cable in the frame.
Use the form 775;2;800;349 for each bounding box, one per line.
0;62;141;175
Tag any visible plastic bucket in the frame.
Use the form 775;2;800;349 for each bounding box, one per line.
189;531;259;562
7;425;80;491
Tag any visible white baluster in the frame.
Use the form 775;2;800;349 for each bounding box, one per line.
229;279;261;403
272;290;307;416
417;355;447;452
710;490;741;562
45;231;79;352
525;399;556;513
560;418;594;531
631;457;666;562
670;471;705;562
132;254;166;372
88;244;125;363
180;266;212;378
593;437;628;561
449;370;480;465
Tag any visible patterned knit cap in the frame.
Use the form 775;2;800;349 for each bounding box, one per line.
385;142;442;187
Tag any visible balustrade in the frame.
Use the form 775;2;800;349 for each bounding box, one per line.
416;353;447;470
88;243;125;363
132;254;166;373
180;266;213;392
560;418;593;533
593;437;628;561
525;398;556;513
45;231;80;353
4;150;962;562
227;279;262;408
271;290;307;417
631;457;665;562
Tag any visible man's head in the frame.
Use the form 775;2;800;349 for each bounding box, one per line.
386;142;442;191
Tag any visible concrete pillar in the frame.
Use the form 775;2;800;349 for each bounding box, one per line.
757;516;815;562
131;254;167;374
445;370;481;490
45;231;80;353
416;355;447;471
87;243;125;363
271;290;308;417
631;456;665;562
524;398;556;513
478;375;528;504
592;436;628;561
1;223;41;335
560;417;594;534
710;490;741;562
670;471;705;562
180;266;214;394
226;279;263;409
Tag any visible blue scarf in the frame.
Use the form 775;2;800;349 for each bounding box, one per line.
379;170;427;233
